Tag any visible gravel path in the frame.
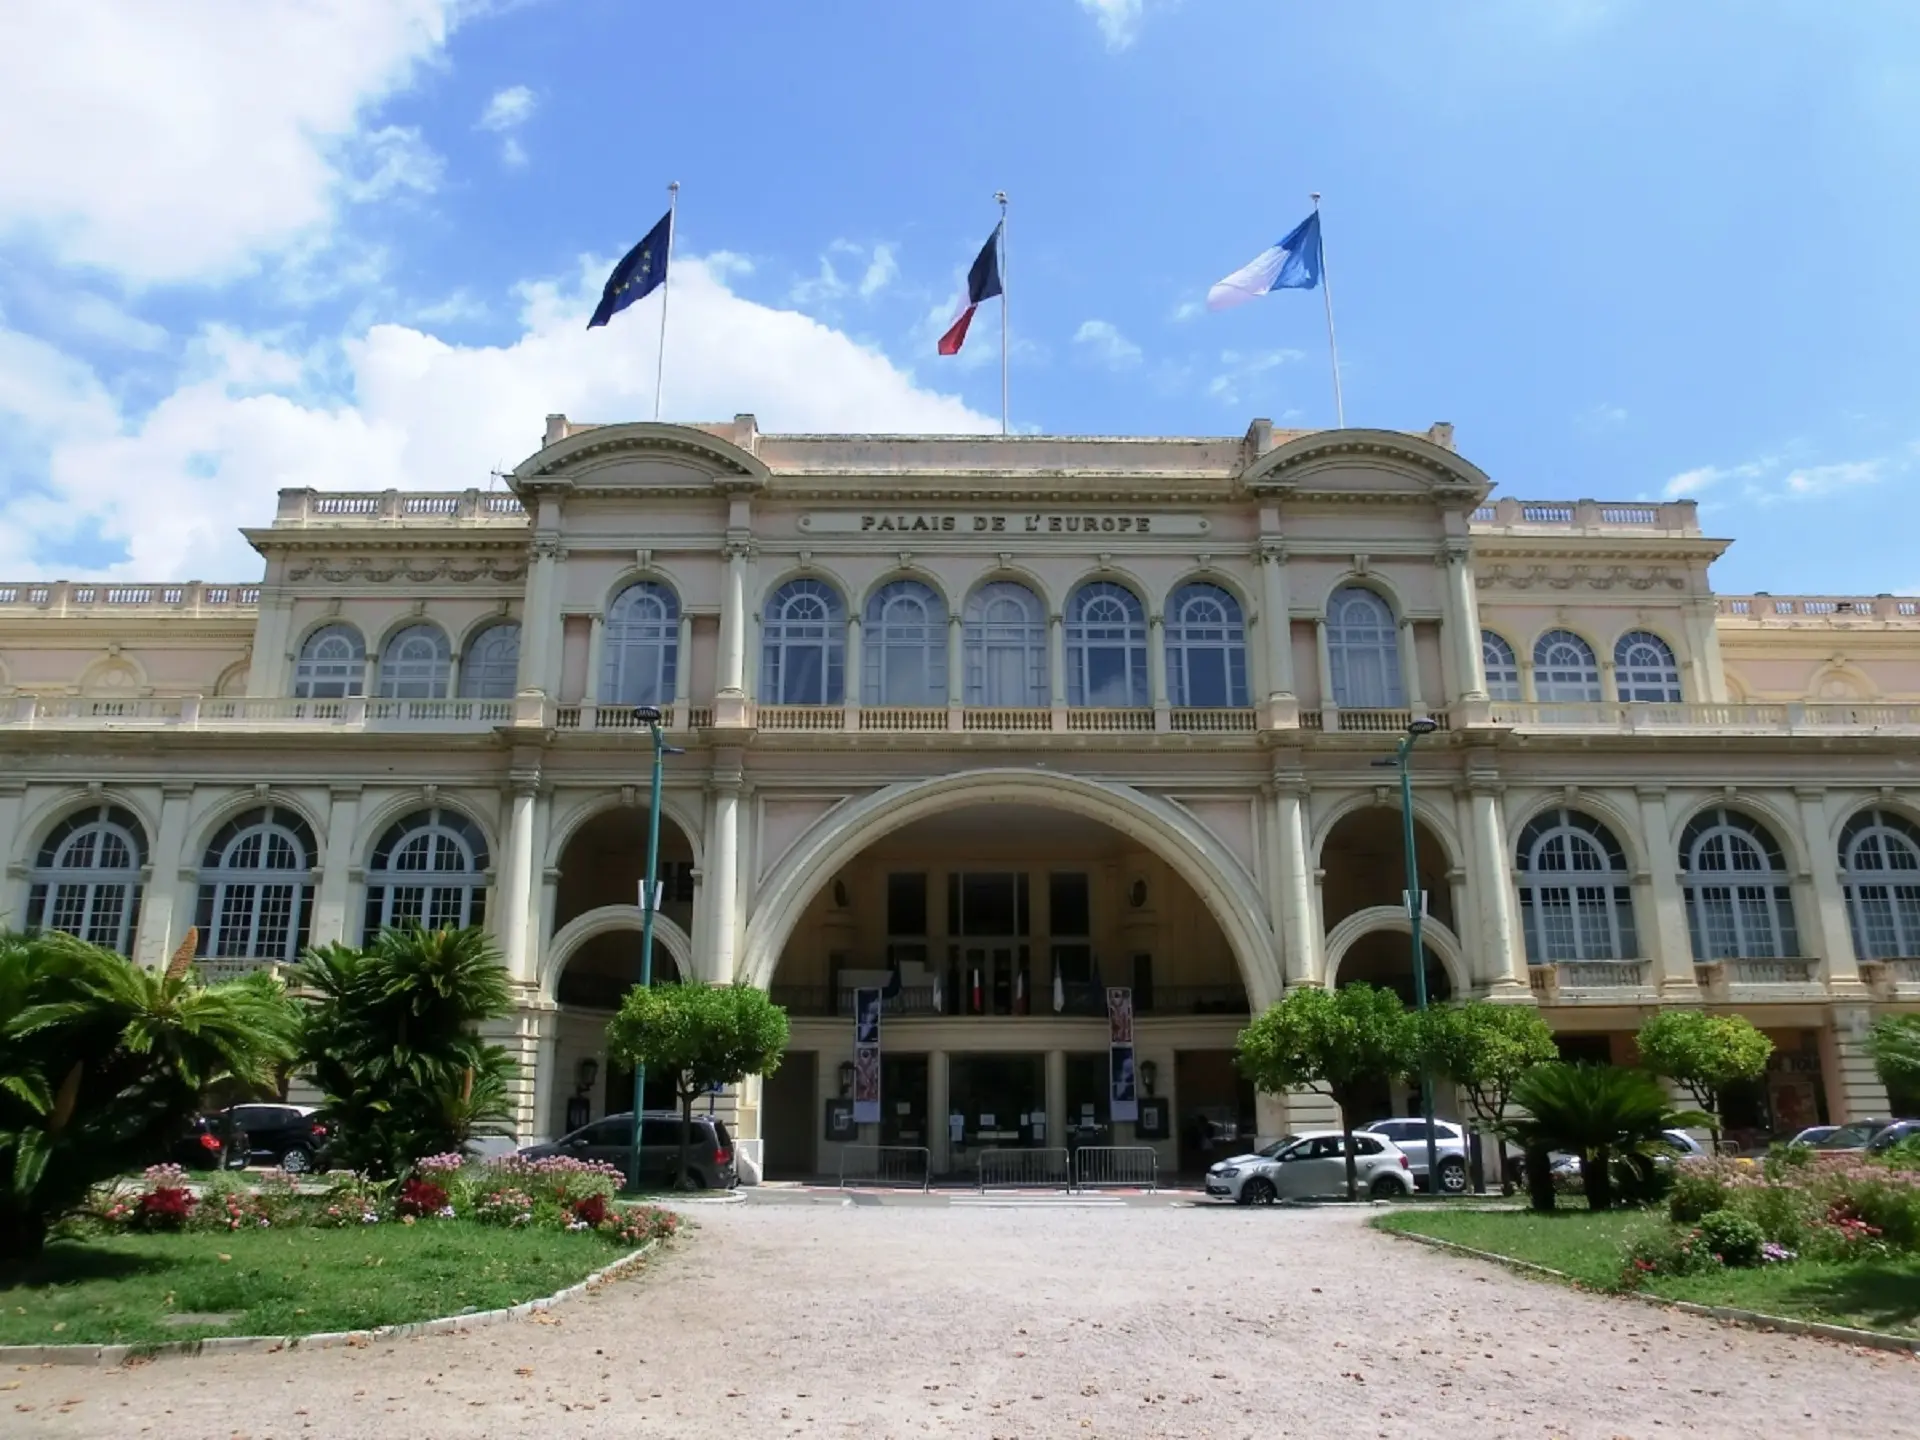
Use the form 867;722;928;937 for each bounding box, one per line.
9;1198;1919;1439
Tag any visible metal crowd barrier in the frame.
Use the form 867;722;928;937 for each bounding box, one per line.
976;1146;1073;1190
1074;1145;1159;1192
838;1144;932;1191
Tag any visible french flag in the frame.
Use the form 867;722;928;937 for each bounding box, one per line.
938;225;1004;355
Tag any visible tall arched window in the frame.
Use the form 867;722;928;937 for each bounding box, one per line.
964;581;1048;707
362;807;490;940
1481;630;1521;702
762;578;845;705
863;580;947;705
603;582;680;706
1679;807;1801;960
292;624;365;699
1166;583;1249;708
1326;586;1402;709
1615;630;1682;703
1514;808;1639;963
458;621;521;699
1840;808;1920;960
1533;629;1602;703
1067;581;1148;708
195;806;317;964
28;804;147;954
377;623;452;699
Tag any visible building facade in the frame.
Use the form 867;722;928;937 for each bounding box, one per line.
3;415;1916;1175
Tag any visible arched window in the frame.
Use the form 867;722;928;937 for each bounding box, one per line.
195;806;317;964
377;623;452;699
1615;630;1682;703
1066;581;1148;708
603;582;680;707
1533;629;1602;703
1481;630;1521;702
1514;809;1639;963
458;621;521;699
1840;808;1920;960
1679;807;1801;960
362;807;490;940
964;581;1047;707
28;804;147;954
863;580;947;706
762;578;845;705
1326;586;1402;709
292;624;365;699
1166;583;1248;708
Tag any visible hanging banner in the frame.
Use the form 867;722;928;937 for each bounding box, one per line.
852;986;882;1125
1107;986;1138;1123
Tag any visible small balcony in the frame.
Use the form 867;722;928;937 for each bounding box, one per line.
768;980;1248;1020
1856;958;1920;999
1529;959;1654;1002
1693;957;1826;999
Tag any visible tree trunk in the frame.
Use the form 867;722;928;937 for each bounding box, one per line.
678;1092;695;1192
1337;1100;1359;1202
1524;1144;1555;1213
1584;1145;1614;1211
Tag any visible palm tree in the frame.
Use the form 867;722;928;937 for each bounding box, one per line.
1;930;298;1259
1502;1063;1707;1212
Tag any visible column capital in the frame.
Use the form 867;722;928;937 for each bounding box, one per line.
722;539;754;561
1792;784;1828;803
1634;783;1669;801
1257;541;1289;565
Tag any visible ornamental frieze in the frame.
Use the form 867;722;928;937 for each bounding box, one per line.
286;557;527;584
1476;562;1683;592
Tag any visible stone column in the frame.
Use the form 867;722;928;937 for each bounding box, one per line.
581;614;606;716
946;614;965;720
673;613;694;715
1048;613;1067;706
526;1004;560;1143
929;1050;951;1175
705;764;744;984
1443;546;1486;701
1397;619;1425;711
1148;613;1170;730
498;776;539;985
844;615;863;722
0;784;24;886
1274;783;1319;988
1797;787;1862;994
311;785;361;947
1258;544;1296;704
1636;786;1700;997
246;593;296;697
1519;659;1538;704
517;537;562;696
1683;595;1729;703
1468;782;1528;996
1045;1049;1067;1153
133;784;193;967
1314;618;1337;723
715;542;750;725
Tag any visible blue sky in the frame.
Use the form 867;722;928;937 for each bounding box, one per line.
1;0;1917;589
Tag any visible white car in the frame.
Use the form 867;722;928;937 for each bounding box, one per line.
1205;1130;1415;1205
1359;1117;1472;1195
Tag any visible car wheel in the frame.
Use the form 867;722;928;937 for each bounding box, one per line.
1436;1157;1469;1195
1369;1174;1401;1200
1239;1176;1277;1206
677;1168;709;1192
280;1145;313;1175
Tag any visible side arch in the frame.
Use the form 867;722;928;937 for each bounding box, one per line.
1323;905;1468;996
1311;790;1464;871
545;789;704;871
541;904;694;1003
739;768;1281;1006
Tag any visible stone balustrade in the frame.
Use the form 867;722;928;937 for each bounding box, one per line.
0;580;259;613
1468;497;1699;534
271;487;528;526
1717;593;1920;623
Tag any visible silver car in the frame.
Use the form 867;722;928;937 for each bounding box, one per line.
1205;1130;1415;1205
1359;1117;1472;1195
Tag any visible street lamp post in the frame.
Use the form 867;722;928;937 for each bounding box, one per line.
1377;716;1441;1196
627;705;684;1193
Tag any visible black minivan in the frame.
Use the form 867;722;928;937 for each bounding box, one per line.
521;1110;737;1190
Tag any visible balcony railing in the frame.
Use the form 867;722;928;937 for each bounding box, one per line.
1468;497;1699;534
1301;708;1453;734
1531;959;1653;993
1488;701;1920;734
1695;957;1821;992
0;580;259;614
273;488;527;526
4;695;514;732
1718;594;1920;623
552;704;712;732
767;979;1247;1019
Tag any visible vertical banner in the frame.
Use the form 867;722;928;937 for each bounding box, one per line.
1107;986;1138;1123
852;986;882;1125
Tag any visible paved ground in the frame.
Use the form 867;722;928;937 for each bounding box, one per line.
10;1195;1920;1439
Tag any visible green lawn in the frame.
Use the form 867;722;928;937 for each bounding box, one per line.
0;1224;639;1347
1374;1208;1920;1340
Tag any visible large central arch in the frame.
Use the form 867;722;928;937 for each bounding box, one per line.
740;768;1282;1007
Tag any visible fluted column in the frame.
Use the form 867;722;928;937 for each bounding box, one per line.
312;785;361;947
1148;613;1169;730
844;615;863;722
946;614;965;713
133;784;193;967
705;766;743;984
673;613;693;713
498;777;539;984
1443;546;1486;701
1048;613;1067;712
1259;544;1295;702
1397;619;1425;711
517;537;562;697
1274;783;1318;988
1798;787;1863;993
1636;786;1700;997
1314;618;1337;722
715;543;749;726
582;615;606;710
1468;782;1527;995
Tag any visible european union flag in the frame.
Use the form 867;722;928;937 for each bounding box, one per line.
587;208;672;329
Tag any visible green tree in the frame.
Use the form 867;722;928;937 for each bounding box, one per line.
1415;1000;1559;1192
294;926;516;1179
1234;983;1416;1202
1635;1010;1773;1148
0;929;298;1258
1868;1014;1920;1115
605;983;790;1189
1502;1063;1708;1212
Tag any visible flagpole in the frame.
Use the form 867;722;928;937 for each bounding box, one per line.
995;190;1009;436
653;180;680;423
1311;191;1345;429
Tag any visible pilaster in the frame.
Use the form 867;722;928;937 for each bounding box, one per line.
1635;786;1703;999
133;784;193;968
1797;787;1863;995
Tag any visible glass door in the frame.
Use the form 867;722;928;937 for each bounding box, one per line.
880;1054;929;1147
948;1054;1045;1151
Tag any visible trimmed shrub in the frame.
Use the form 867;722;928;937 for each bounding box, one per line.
1697;1209;1765;1267
1669;1165;1730;1225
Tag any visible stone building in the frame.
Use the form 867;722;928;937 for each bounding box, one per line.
3;415;1915;1176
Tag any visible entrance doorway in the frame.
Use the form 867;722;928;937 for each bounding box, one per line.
881;1054;929;1148
762;1050;817;1179
949;1053;1044;1155
1175;1050;1255;1176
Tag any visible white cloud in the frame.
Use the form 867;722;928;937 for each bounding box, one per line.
0;254;995;579
0;0;457;284
341;125;443;203
1780;460;1884;497
499;136;529;169
789;240;896;306
1079;0;1146;50
478;84;536;132
1578;402;1627;431
1207;347;1304;406
1073;319;1142;369
1170;299;1203;322
859;244;898;299
1661;461;1763;499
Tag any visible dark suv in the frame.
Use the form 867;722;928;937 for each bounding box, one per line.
217;1104;329;1172
522;1111;736;1190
